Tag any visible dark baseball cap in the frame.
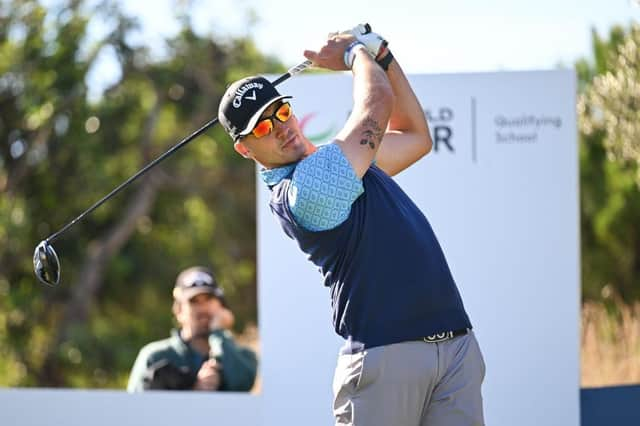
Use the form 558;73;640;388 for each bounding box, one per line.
172;267;225;303
218;76;292;141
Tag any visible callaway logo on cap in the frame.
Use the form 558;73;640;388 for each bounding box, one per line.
218;76;292;141
232;81;263;107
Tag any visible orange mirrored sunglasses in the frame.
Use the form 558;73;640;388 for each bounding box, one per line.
250;102;292;139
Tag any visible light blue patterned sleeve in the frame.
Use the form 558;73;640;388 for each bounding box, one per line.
288;144;364;231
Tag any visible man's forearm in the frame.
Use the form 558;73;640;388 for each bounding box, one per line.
214;330;258;391
352;47;393;122
335;46;394;176
384;55;430;137
372;52;433;176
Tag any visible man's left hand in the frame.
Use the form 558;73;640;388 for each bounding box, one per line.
341;24;388;60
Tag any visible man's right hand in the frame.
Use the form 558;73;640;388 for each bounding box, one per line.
193;359;221;391
210;306;235;330
303;34;359;71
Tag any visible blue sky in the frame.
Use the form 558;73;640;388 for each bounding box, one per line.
53;0;638;98
116;0;639;72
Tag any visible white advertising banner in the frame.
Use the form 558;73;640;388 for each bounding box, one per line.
0;70;579;426
258;70;579;426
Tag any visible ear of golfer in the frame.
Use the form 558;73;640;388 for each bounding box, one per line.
303;33;432;179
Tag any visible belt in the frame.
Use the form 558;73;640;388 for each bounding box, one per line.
419;328;470;343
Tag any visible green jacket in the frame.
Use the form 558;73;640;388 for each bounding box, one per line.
127;329;257;392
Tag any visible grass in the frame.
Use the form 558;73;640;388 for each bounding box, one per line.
581;300;640;387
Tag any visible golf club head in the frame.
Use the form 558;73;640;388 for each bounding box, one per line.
33;240;60;286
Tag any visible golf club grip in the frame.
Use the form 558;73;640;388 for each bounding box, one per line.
272;60;313;86
46;60;312;244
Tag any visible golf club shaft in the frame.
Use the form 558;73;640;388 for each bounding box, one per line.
46;60;312;244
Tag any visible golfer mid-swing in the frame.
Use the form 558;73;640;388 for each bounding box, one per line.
218;27;485;426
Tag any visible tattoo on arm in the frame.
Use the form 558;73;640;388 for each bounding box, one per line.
359;117;384;150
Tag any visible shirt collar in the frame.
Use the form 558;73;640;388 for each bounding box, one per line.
260;163;296;186
170;329;191;354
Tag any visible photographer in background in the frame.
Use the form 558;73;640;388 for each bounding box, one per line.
127;267;257;392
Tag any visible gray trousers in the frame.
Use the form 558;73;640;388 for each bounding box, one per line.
332;331;485;426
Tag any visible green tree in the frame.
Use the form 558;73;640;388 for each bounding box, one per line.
577;24;640;303
0;0;282;388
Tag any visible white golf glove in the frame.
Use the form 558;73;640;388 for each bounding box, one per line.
328;24;392;70
344;23;388;60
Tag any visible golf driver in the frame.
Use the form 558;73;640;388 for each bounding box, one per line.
33;59;312;287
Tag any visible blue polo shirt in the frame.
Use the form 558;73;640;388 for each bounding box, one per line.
262;143;471;352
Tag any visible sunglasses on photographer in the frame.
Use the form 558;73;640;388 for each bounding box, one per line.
184;279;214;288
